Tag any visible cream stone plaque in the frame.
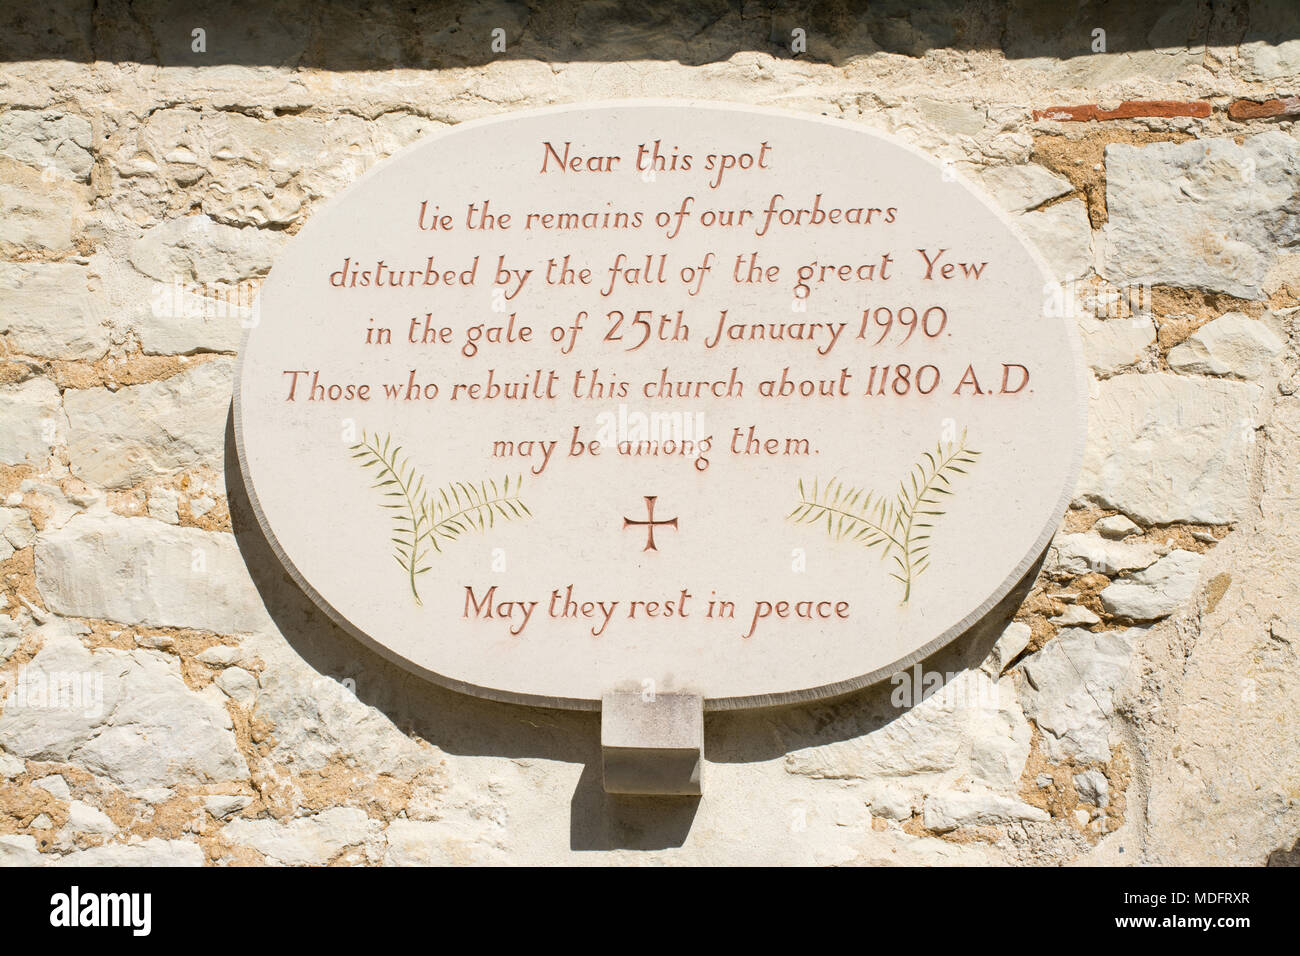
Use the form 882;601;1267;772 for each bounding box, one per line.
235;101;1087;711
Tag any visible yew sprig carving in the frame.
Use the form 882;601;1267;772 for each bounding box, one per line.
789;430;981;602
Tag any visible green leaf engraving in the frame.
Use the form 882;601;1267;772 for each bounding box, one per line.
350;431;530;605
788;430;980;602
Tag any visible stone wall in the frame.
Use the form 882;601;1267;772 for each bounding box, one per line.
0;1;1297;865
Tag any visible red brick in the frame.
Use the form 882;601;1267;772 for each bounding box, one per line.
1033;100;1212;122
1228;96;1300;120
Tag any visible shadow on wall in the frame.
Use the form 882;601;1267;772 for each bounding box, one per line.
224;407;1042;850
3;0;1298;67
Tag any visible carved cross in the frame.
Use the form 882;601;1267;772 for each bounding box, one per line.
622;496;678;552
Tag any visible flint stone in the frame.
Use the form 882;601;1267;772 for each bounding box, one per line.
1100;550;1205;621
1019;198;1093;281
1052;605;1101;627
63;358;233;488
1095;514;1141;539
250;642;429;777
0;378;65;466
0;835;42;865
51;838;204;867
220;807;377;866
0;164;86;254
1077;373;1264;525
128;216;284;285
977;163;1074;214
1077;314;1155;375
1019;627;1142;762
1168;312;1285;380
0;261;110;359
786;670;1033;792
923;787;1050;832
0;110;92;181
0;623;249;791
1103;132;1300;298
64;800;118;836
981;621;1032;676
35;512;271;634
1074;769;1109;808
383;819;506;866
204;795;252;820
1048;531;1160;577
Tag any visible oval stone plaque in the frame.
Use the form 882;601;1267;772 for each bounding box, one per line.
235;101;1087;711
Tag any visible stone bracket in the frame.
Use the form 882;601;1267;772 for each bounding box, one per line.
600;691;703;796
